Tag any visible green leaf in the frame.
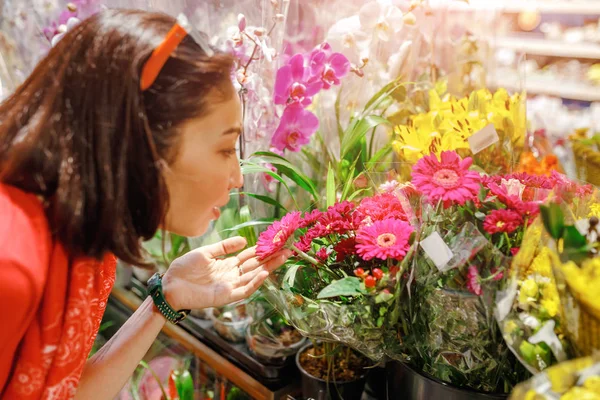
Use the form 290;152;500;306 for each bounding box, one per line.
363;78;404;114
237;192;288;213
368;144;393;165
348;188;369;202
563;225;587;249
340;157;359;202
283;263;302;287
222;219;274;233
238;205;257;246
341;116;390;160
241;162;299;209
252;152;319;201
326;164;336;208
540;204;565;240
317;277;365;299
474;212;486;221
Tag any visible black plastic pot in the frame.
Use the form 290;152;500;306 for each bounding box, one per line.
295;343;367;400
385;361;509;400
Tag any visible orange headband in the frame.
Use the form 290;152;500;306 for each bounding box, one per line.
140;14;214;91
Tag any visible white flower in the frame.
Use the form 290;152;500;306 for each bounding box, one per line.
51;17;80;47
359;0;404;42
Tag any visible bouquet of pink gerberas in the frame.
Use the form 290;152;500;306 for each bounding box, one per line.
254;183;421;361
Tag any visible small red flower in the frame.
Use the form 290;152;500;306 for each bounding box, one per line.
354;267;366;277
483;209;523;234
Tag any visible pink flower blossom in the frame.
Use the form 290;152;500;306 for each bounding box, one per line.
271;105;319;152
483;209;523;235
379;180;400;193
274;53;322;106
256;211;302;259
510;247;520;256
490;267;504;281
316;247;330;262
307;44;351;90
411;151;481;206
357;193;407;223
356;219;413;261
466;266;482;296
513;201;540;222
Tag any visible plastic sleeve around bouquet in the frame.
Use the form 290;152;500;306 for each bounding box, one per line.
494;221;573;375
388;211;529;393
260;262;395;362
509;356;600;400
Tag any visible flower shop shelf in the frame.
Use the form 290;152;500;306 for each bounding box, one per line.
458;0;600;15
489;70;600;102
495;36;600;60
111;286;300;400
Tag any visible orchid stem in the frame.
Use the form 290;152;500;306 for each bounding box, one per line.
289;244;319;266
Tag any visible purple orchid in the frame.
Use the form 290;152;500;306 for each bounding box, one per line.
308;43;351;90
274;53;322;106
271;105;319;152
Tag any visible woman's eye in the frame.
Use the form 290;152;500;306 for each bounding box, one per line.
221;149;237;157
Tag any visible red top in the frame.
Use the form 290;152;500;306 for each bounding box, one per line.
0;184;116;399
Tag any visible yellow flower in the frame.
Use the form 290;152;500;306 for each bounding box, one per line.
522;279;539;298
392;125;433;164
584;376;600;393
562;258;600;313
560;387;600;400
504;320;519;335
588;203;600;218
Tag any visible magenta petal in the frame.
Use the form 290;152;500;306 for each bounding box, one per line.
309;50;327;76
274;66;293;105
329;53;351;77
299;109;319;135
305;80;323;96
289;54;306;81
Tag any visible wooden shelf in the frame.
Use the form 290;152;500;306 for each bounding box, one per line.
495;36;600;60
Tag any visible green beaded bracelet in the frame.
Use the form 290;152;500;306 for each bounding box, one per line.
147;273;190;324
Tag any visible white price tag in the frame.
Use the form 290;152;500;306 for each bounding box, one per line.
468;124;499;154
420;232;453;271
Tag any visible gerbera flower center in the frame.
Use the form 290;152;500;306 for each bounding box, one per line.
376;233;397;248
272;230;285;244
432;168;460;189
496;221;505;228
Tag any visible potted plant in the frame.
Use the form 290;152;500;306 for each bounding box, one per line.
296;341;369;400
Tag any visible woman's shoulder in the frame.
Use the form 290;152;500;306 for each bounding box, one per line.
0;183;52;283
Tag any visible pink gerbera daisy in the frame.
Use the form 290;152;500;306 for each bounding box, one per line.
483;209;523;235
257;211;302;259
355;219;413;261
466;265;482;296
411;151;481;206
357;193;407;223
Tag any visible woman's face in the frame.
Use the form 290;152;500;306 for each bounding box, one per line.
163;89;243;237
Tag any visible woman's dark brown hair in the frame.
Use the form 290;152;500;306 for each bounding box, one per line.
0;9;234;267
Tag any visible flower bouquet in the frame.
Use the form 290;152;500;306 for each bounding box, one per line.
254;187;418;362
509;356;600;400
388;150;546;394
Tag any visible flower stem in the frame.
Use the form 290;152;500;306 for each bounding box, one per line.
504;232;512;251
290;244;319;266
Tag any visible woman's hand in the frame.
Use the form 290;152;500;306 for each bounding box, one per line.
161;236;290;310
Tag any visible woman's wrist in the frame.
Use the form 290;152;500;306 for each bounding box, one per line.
160;272;183;311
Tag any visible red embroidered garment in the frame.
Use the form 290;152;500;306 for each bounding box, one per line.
0;184;116;399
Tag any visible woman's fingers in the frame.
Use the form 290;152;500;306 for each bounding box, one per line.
238;250;291;274
201;236;247;259
231;269;270;301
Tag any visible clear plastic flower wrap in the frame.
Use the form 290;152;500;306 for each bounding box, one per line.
255;185;420;362
509;356;600;400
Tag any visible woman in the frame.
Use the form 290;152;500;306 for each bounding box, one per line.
0;9;290;400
